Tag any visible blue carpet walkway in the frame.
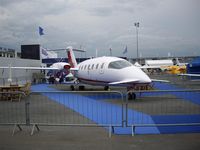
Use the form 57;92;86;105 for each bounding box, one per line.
31;84;200;135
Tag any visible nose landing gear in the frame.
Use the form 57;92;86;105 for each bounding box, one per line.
128;92;136;100
104;86;109;91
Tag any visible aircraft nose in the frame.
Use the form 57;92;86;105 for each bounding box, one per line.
143;76;151;83
124;66;152;84
133;67;152;83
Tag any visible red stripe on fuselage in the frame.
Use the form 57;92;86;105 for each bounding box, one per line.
78;77;109;85
78;77;150;87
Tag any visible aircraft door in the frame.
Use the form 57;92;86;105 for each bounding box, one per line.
99;63;105;74
87;64;93;80
87;64;91;75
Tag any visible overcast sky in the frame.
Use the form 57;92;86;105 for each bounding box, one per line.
0;0;200;58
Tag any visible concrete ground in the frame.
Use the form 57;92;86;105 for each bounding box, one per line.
149;74;200;89
1;74;200;150
0;125;200;150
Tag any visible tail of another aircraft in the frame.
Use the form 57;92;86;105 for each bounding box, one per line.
67;47;78;68
175;58;180;66
67;46;85;68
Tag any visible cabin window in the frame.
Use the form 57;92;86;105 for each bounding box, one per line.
91;64;94;70
96;64;99;69
84;65;87;70
108;60;132;69
100;63;105;69
88;65;90;70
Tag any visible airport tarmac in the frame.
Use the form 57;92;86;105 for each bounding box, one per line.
0;126;200;150
149;74;200;90
0;74;200;150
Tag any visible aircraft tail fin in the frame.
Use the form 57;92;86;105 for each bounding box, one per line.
67;47;78;68
67;46;85;68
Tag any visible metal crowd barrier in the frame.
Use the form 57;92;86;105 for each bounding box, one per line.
126;89;200;136
28;91;124;136
0;91;124;137
0;91;26;135
1;90;200;136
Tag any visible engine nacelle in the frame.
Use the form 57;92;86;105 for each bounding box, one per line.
50;62;71;70
64;64;71;70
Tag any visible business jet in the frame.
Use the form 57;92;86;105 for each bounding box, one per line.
0;62;73;83
0;47;168;99
140;58;187;74
66;47;168;99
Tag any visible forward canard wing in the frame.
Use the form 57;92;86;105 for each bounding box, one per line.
178;73;200;77
151;79;170;83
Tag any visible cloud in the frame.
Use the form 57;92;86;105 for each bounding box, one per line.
0;0;200;57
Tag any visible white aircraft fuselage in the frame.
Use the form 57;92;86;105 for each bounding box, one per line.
73;56;151;87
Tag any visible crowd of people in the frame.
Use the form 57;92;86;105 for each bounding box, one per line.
47;70;74;84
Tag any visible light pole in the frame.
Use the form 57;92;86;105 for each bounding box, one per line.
134;22;139;62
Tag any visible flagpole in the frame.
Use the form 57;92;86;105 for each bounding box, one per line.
126;46;128;59
96;49;98;57
134;22;139;62
109;48;112;56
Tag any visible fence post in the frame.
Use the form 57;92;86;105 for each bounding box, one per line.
25;94;30;126
125;92;129;127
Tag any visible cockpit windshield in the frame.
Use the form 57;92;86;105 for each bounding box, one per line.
108;60;132;69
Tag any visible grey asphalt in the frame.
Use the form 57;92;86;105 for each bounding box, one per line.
0;126;200;150
1;74;200;150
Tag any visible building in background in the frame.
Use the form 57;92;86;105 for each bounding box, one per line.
0;46;21;58
0;45;43;85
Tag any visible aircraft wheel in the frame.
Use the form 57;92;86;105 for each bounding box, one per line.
128;93;132;100
79;85;85;91
128;93;136;100
132;93;136;100
70;85;75;91
104;86;109;91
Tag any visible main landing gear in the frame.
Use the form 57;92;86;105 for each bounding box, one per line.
70;85;75;91
70;85;85;91
127;86;136;100
104;86;109;91
78;85;85;91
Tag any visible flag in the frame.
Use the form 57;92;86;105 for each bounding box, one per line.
41;48;48;57
39;26;44;36
123;45;127;54
41;47;57;59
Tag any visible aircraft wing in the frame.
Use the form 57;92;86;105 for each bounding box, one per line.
109;79;140;85
0;66;59;70
151;79;170;83
178;73;200;77
70;68;79;71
